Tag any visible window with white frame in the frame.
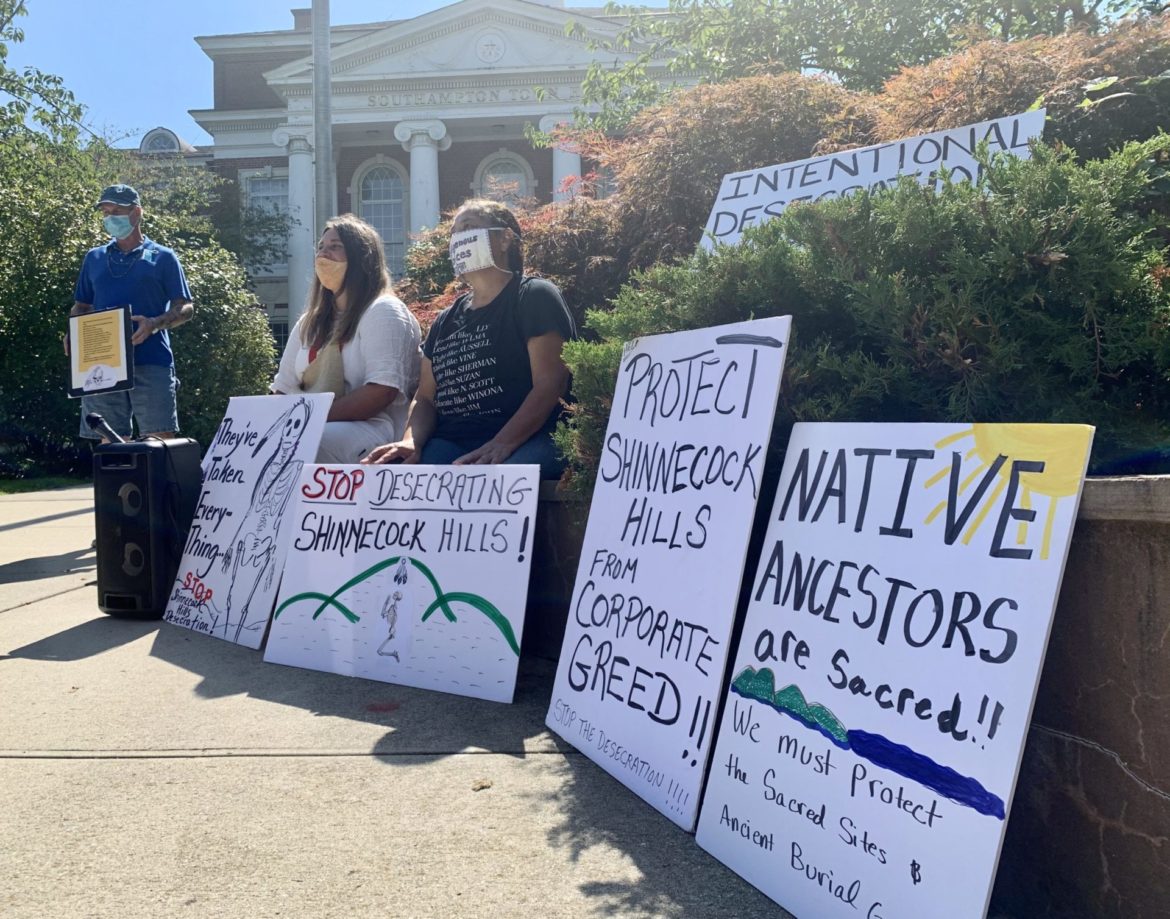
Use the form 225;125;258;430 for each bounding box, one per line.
270;315;290;355
144;131;179;153
355;161;408;278
241;168;289;272
473;151;536;204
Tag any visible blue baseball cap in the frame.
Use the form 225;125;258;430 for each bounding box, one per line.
94;184;140;209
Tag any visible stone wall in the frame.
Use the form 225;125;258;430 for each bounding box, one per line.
991;476;1170;919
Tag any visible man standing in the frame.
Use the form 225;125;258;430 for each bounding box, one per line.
71;184;194;441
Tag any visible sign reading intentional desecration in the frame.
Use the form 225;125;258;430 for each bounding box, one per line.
546;317;791;829
263;464;539;703
701;109;1046;250
696;422;1094;919
163;394;331;649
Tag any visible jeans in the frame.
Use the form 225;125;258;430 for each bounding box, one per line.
79;363;178;439
421;431;565;479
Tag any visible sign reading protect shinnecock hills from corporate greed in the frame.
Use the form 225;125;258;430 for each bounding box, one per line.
696;422;1094;919
546;316;792;830
701;109;1046;250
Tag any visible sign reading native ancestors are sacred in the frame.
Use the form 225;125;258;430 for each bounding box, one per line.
695;422;1094;919
264;463;539;703
163;394;332;650
546;316;792;830
701;109;1046;250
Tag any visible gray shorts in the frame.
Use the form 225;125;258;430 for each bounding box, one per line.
79;363;179;440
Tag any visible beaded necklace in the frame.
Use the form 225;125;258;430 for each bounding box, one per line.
106;242;144;280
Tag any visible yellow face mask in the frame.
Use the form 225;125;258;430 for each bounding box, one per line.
314;256;347;293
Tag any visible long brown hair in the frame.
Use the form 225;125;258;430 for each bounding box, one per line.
454;198;524;274
302;213;392;348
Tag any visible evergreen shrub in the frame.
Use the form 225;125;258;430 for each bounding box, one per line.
557;139;1170;494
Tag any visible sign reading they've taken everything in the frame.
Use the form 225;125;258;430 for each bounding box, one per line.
701;110;1046;250
546;317;791;830
164;394;331;649
264;464;539;703
696;422;1093;919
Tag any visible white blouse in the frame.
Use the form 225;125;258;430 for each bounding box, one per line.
272;295;422;438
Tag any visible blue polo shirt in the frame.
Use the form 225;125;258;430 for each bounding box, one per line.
73;236;192;367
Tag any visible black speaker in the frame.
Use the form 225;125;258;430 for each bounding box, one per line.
93;438;202;618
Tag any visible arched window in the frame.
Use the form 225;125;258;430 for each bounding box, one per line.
352;159;408;277
472;151;536;204
140;128;179;155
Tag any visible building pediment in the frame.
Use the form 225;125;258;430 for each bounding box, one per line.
264;0;646;91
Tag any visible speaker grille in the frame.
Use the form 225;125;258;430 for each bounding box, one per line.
93;439;201;618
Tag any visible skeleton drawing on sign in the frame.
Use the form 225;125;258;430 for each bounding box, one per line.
376;590;403;661
375;558;411;661
219;398;313;640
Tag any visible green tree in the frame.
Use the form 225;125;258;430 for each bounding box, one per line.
575;0;1155;129
0;1;273;474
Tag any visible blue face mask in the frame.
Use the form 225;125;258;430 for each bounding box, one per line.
102;214;133;240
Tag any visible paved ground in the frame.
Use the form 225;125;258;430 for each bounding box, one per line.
0;485;790;919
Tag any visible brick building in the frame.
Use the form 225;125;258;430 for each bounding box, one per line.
184;0;667;341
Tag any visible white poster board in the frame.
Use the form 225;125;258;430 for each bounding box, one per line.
701;110;1046;250
546;317;791;829
163;394;332;649
696;422;1094;919
264;463;539;703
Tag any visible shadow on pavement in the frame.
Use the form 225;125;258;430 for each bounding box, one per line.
3;614;158;662
0;547;95;585
148;621;554;762
536;754;786;919
146;624;786;917
0;505;92;534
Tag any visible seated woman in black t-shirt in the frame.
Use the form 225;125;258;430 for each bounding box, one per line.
364;198;575;479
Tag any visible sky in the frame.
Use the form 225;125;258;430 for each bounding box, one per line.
7;0;668;148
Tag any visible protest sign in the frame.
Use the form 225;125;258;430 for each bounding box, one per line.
163;394;331;649
695;422;1093;919
701;110;1046;251
546;316;791;829
263;464;539;703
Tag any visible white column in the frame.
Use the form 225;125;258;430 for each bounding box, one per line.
274;127;315;327
394;119;450;234
540;115;582;202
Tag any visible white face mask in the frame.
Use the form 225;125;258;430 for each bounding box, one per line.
449;228;505;276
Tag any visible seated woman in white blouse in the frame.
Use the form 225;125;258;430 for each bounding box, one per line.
272;214;421;463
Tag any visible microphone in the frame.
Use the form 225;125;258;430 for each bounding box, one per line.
86;413;126;444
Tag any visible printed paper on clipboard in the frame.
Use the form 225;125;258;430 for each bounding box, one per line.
67;304;134;398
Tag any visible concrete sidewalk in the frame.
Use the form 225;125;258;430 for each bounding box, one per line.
0;485;788;919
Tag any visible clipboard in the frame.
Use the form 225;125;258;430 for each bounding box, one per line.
67;304;135;398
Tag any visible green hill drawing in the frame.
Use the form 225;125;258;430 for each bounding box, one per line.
731;666;849;745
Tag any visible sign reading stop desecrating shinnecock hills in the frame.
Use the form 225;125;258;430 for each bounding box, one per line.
546;316;792;830
696;422;1094;919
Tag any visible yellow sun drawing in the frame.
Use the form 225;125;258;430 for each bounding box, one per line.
923;424;1094;559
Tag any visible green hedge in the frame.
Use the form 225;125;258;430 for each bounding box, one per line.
0;141;274;476
556;138;1170;494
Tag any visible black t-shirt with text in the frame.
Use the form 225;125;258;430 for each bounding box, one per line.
423;275;575;444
